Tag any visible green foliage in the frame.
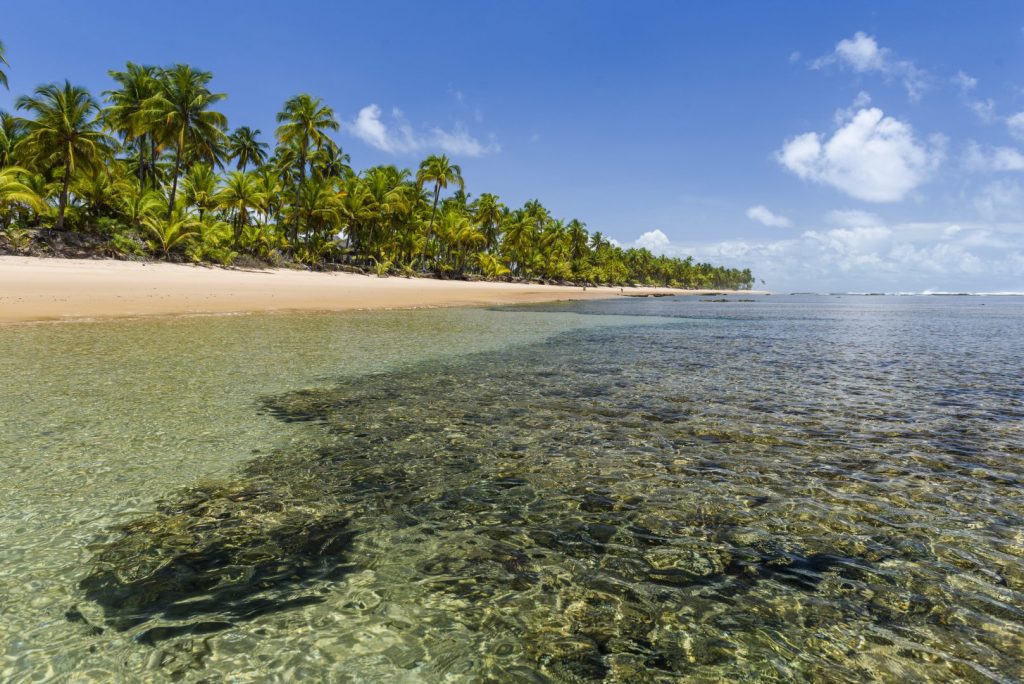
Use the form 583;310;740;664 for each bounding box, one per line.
143;213;198;258
0;58;755;288
227;126;268;171
476;252;510;279
2;225;30;253
91;216;126;237
138;65;228;215
294;233;341;266
0;166;44;225
371;257;393;277
108;232;144;257
14;81;115;229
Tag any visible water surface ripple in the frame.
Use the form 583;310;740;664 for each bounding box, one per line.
3;296;1024;682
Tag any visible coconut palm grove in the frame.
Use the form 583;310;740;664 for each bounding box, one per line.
0;44;754;289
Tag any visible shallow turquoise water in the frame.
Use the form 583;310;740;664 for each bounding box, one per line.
1;296;1022;681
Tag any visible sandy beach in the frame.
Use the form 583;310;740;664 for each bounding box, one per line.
0;256;757;324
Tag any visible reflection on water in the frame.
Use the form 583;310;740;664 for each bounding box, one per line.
4;296;1024;681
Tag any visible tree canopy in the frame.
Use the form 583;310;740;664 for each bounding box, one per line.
0;50;754;289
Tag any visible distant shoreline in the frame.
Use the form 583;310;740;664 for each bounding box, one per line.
0;256;766;325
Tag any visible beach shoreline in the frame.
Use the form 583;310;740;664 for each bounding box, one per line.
0;256;765;325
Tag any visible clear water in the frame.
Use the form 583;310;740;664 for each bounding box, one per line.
1;296;1022;682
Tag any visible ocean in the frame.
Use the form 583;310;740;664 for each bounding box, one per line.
1;295;1021;681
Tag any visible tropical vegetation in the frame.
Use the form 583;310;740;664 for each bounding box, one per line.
0;46;754;289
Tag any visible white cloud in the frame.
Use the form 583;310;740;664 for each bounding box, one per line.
803;225;893;254
431;125;498;157
348;105;418;153
346;104;499;157
952;70;978;92
833;32;888;71
777;107;943;202
968;99;997;124
789;51;801;64
811;32;927;100
963;142;1024;172
635;229;670;251
745;205;792;227
1007;112;1024;141
833;91;872;124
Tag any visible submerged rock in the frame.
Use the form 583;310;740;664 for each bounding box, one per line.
74;323;925;679
79;480;355;639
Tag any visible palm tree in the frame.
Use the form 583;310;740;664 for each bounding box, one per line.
0;39;9;91
0;111;26;167
140;65;227;216
218;171;265;248
117;183;163;228
15;82;114;230
253;166;282;228
227;126;267;171
309;138;351;180
502;212;535;278
415;154;464;270
181;163;219;219
275;94;338;244
471;192;504;253
567;218;588;275
0;167;45;229
143;212;198;258
104;63;161;186
295;176;343;245
476;252;510;280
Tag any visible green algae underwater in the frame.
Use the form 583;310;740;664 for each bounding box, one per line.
2;296;1024;681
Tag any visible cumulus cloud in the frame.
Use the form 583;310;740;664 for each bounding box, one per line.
346;104;499;157
833;91;872;124
811;32;927;100
777;107;943;202
831;32;888;71
746;205;792;227
963;142;1024;172
635;229;670;251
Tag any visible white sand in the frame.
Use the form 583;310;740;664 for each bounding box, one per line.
0;256;759;324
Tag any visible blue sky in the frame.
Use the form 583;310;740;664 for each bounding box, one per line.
4;1;1024;291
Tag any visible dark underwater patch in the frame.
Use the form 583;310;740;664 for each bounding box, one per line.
73;319;1024;680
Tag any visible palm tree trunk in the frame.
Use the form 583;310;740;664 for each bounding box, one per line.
419;183;440;271
137;138;146;184
149;138;158;189
167;145;183;218
291;146;306;247
56;162;71;231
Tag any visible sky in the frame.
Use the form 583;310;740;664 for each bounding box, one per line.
3;0;1024;292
